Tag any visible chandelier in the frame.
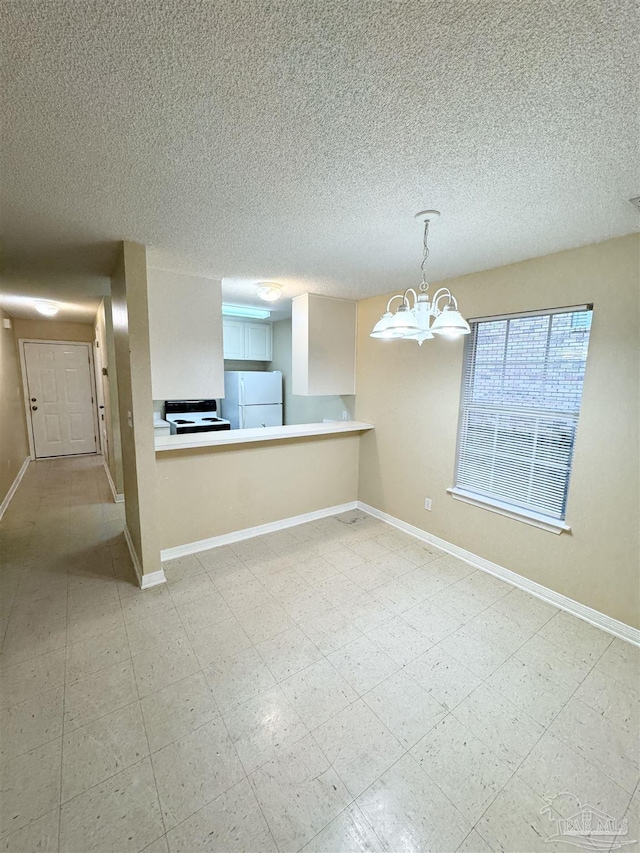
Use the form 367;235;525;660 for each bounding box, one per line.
370;210;470;345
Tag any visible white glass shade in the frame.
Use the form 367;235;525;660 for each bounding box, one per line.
386;305;421;334
370;312;404;339
430;306;471;337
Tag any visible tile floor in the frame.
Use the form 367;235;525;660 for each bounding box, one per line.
0;455;638;853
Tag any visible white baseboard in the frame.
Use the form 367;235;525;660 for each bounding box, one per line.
139;569;167;590
160;501;359;561
0;457;30;522
357;501;640;648
155;496;638;647
102;457;124;503
124;525;166;590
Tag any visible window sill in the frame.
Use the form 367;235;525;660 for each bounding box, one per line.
446;487;571;535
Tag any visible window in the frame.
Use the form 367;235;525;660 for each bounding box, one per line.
450;306;593;532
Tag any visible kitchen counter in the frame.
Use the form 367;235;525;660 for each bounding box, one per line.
155;420;374;451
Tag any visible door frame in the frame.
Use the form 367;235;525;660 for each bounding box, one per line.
18;339;101;460
92;336;107;458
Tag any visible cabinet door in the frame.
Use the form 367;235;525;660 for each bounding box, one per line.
291;294;356;395
223;320;245;359
148;269;224;399
244;322;272;361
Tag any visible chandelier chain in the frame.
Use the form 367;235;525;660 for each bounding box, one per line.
420;219;430;292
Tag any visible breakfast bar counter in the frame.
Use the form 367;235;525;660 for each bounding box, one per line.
154;420;374;452
154;421;374;553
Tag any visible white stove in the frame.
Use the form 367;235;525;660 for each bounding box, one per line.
164;400;231;434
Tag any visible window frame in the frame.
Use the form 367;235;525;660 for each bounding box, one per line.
448;304;593;535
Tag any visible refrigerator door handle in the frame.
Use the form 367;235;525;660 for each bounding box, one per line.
241;408;245;429
240;377;245;406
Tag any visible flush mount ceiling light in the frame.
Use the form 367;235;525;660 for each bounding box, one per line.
256;282;283;302
370;210;470;345
222;303;271;320
33;300;59;316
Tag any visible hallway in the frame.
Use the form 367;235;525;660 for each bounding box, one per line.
0;456;147;851
0;456;638;853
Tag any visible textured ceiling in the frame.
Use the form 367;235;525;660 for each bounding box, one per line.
1;0;638;321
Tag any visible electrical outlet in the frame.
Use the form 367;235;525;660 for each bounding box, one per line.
424;498;432;511
342;410;349;421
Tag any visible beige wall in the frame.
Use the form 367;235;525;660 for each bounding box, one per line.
156;435;360;550
94;299;124;494
356;234;640;628
224;360;268;372
271;319;354;425
111;242;160;577
0;309;29;506
12;318;94;342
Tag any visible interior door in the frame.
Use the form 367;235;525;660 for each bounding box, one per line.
24;342;98;458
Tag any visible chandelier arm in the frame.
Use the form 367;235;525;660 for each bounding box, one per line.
432;288;454;312
386;294;405;312
403;288;418;308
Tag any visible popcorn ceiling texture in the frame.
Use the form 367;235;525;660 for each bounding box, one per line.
1;0;638;317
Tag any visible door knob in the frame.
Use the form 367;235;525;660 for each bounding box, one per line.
32;405;38;411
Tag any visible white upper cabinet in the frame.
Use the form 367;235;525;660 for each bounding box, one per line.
222;320;245;360
244;322;272;361
223;320;272;361
147;269;224;400
292;294;357;396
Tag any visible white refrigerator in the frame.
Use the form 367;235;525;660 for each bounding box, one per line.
221;371;283;429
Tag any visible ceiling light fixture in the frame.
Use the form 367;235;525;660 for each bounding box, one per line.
222;304;271;320
370;210;470;345
33;301;59;317
256;282;283;302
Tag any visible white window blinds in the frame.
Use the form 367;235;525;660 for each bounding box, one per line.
454;307;593;521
